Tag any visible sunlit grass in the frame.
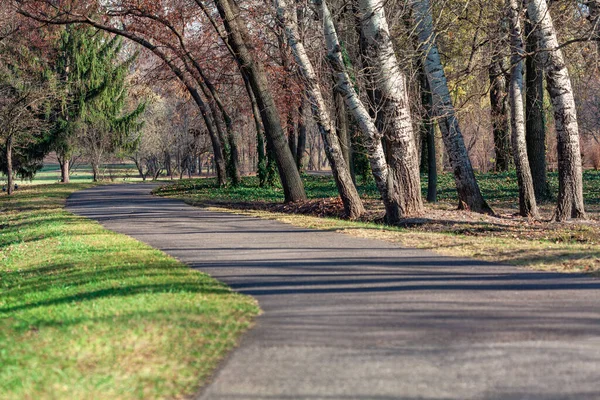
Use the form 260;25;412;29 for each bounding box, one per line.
0;184;259;399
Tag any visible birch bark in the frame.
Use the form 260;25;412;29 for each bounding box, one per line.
508;0;539;218
355;0;424;216
275;0;365;219
527;0;586;220
319;0;402;223
411;0;493;214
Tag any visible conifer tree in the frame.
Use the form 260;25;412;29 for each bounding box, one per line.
50;25;144;182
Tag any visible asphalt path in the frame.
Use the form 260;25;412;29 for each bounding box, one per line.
66;184;600;400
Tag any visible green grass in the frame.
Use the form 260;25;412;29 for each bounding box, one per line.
155;170;600;207
0;184;259;399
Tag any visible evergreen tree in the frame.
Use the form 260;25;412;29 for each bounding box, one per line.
50;25;144;182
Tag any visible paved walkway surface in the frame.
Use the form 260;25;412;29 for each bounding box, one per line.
67;184;600;400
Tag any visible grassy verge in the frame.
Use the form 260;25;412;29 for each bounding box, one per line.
156;172;600;276
0;184;259;399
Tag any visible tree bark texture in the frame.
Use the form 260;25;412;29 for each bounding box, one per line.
525;17;550;201
214;0;306;202
296;98;307;171
489;57;511;171
420;69;437;202
6;136;13;196
335;89;351;168
320;0;402;223
61;158;70;183
527;0;586;220
508;0;539;218
356;0;424;216
276;0;365;219
411;0;493;214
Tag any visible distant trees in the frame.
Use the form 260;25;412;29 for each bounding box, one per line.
0;18;52;195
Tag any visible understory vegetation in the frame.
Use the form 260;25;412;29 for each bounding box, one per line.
0;184;259;399
156;172;600;276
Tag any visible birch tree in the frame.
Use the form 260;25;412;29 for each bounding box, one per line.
507;0;538;218
319;0;402;223
524;17;549;201
355;0;424;216
274;0;365;219
527;0;586;221
411;0;493;214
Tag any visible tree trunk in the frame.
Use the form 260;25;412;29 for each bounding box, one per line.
214;0;306;202
411;0;493;214
61;158;70;184
92;162;99;182
335;89;351;167
287;111;298;165
320;0;401;223
296;98;307;171
508;0;539;218
209;99;239;185
527;0;586;221
276;0;365;219
525;16;550;201
242;72;268;186
489;57;511;172
357;0;424;216
6;136;13;196
420;69;437;202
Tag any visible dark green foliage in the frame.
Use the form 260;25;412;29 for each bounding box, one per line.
0;41;52;183
48;25;144;173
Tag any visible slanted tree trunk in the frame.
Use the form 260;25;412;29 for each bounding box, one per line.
527;0;586;221
276;0;365;219
525;17;550;201
320;0;401;223
420;68;437;202
213;0;306;202
411;0;493;214
489;56;511;171
6;135;14;196
356;0;423;216
508;0;539;218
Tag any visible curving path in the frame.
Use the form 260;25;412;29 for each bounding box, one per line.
67;184;600;400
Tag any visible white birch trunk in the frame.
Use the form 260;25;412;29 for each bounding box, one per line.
274;0;365;219
411;0;493;214
527;0;586;220
508;0;539;218
319;0;401;223
356;0;423;216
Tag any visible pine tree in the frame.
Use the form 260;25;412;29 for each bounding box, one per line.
50;25;144;182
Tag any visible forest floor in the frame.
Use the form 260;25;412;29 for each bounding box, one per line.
0;184;259;399
155;171;600;276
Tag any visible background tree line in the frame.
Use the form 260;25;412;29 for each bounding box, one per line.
3;0;600;222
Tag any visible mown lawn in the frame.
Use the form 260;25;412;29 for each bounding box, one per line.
156;171;600;275
0;184;259;399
